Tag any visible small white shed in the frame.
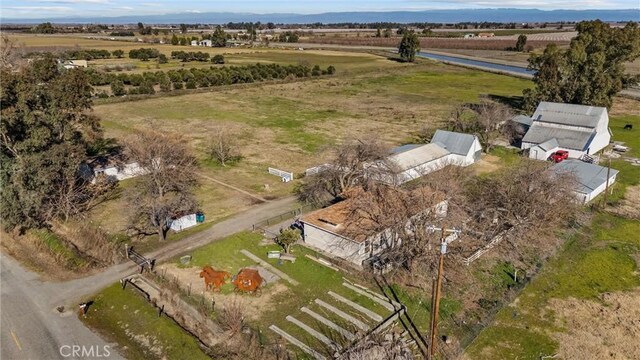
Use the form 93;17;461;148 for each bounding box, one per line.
552;160;618;204
169;214;198;232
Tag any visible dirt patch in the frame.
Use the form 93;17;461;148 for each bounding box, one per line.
119;321;164;358
610;185;640;219
550;290;640;359
159;263;289;321
472;154;503;174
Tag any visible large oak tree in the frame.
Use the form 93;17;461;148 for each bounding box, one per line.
1;55;104;230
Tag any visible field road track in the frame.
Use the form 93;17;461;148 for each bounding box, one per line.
1;195;298;359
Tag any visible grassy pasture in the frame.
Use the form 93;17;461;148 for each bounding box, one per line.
91;61;531;229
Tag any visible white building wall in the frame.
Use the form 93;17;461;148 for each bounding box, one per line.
587;114;611;154
579;173;617;204
397;156;451;184
93;162;146;183
523;142;585;159
170;214;198;232
302;224;369;265
528;146;558;160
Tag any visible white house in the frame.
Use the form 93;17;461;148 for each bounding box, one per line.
521;102;611;160
300;197;448;267
190;40;198;46
552;159;618;204
91;161;146;183
199;39;212;47
381;130;482;184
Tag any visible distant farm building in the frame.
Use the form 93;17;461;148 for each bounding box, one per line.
61;59;88;69
381;130;482;184
521;102;611;160
89;157;146;184
198;39;212;47
551;160;618;204
463;34;475;39
477;32;495;38
190;40;198;46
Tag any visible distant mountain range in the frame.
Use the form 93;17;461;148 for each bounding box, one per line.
3;9;638;25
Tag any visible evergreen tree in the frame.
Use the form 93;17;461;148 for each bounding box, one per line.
398;31;420;62
524;21;640;110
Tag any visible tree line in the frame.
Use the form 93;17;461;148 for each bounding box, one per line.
88;63;335;96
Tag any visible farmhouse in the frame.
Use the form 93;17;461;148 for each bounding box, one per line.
552;159;618;204
190;40;198;46
300;196;448;266
382;130;482;184
521;102;611;160
198;39;212;47
85;155;146;183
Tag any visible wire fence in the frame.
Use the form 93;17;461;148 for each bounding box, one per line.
251;203;316;230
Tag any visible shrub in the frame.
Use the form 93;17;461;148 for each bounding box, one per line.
212;54;225;64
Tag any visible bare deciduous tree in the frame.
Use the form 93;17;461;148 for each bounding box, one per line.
208;130;238;166
296;139;391;205
124;130;198;241
448;100;514;152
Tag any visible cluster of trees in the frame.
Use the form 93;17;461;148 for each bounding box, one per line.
170;50;211;62
447;100;514;152
91;63;334;96
110;31;135;37
62;48;112;60
128;48;161;61
277;31;300;43
137;22;158;36
524;20;640;110
202;26;228;47
31;22;56;34
1;56;110;230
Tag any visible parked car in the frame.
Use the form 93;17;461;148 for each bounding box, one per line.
549;150;569;163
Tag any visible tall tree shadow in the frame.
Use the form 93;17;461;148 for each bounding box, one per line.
487;94;526;111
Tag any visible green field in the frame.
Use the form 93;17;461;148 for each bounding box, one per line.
82;283;210;360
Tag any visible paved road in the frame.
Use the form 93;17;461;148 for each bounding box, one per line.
1;254;123;360
271;42;640;99
1;195;299;359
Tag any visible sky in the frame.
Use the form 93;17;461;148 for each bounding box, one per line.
1;0;638;19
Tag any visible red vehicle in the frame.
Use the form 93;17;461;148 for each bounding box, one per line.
549;150;569;163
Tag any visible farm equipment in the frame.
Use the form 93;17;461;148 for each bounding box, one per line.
232;268;263;294
549;150;569;163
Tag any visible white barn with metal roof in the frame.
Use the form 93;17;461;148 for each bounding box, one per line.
521;102;611;159
380;130;482;185
552;160;618;204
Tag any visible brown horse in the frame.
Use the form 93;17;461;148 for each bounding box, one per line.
200;266;231;292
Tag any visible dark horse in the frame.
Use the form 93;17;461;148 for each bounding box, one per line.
624;124;633;130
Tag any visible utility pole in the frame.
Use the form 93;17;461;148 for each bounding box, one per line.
426;225;461;359
603;158;611;209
